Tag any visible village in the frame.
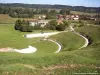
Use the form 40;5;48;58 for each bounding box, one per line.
25;13;98;29
27;14;79;27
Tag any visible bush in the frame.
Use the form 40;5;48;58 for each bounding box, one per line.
56;24;66;31
46;20;58;30
46;20;68;31
14;20;33;32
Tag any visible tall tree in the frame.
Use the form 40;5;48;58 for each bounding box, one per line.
15;20;33;32
56;24;66;31
59;9;70;15
14;19;22;30
47;20;58;30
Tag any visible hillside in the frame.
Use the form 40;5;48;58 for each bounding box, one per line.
0;24;100;74
0;3;100;13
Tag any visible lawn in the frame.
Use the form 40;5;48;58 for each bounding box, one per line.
50;32;85;51
0;24;58;54
0;24;100;75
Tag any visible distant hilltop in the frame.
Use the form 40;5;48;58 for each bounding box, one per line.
0;3;100;13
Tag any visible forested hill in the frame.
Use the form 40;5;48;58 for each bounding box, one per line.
0;3;100;13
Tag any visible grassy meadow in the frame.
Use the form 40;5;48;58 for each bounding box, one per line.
0;15;100;74
0;14;17;24
0;14;39;24
71;11;98;16
50;32;85;51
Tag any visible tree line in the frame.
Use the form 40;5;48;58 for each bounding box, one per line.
46;20;69;31
0;6;70;18
0;3;100;13
14;19;69;32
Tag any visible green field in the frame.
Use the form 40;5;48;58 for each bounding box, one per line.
0;24;59;55
71;11;98;16
0;14;38;24
50;32;85;51
0;23;100;75
0;14;17;24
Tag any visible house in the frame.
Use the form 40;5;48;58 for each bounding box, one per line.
37;20;49;27
90;18;97;21
27;20;49;27
29;20;38;26
57;14;79;20
34;14;46;20
73;15;79;20
57;20;63;25
57;14;64;20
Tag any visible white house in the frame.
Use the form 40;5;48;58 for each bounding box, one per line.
30;21;38;26
73;17;79;20
73;15;79;20
34;15;46;20
29;20;49;27
38;20;49;27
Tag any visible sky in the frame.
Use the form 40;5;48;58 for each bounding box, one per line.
0;0;100;7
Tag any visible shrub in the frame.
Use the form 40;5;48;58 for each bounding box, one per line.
14;20;33;32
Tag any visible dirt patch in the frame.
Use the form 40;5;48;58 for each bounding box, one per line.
42;64;100;70
23;64;36;70
0;47;14;52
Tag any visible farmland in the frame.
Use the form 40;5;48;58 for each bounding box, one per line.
71;11;98;16
0;14;17;24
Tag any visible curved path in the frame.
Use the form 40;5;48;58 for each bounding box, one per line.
43;39;61;53
70;26;89;49
26;32;60;38
26;32;62;53
0;32;61;53
14;46;37;54
14;32;60;54
74;32;89;49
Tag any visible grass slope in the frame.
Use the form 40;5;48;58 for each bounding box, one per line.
50;32;85;51
75;26;100;60
0;25;100;75
0;24;58;55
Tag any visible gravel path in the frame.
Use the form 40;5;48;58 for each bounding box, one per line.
14;46;37;53
70;26;89;49
43;39;61;53
26;32;61;53
25;32;60;38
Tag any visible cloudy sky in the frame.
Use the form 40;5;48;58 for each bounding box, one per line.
0;0;100;7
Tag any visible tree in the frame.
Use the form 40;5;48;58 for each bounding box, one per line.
14;19;22;30
79;20;84;27
39;9;48;14
56;24;66;31
46;14;56;19
49;10;57;15
46;20;58;30
63;20;69;27
15;20;33;32
95;20;100;25
59;9;70;15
